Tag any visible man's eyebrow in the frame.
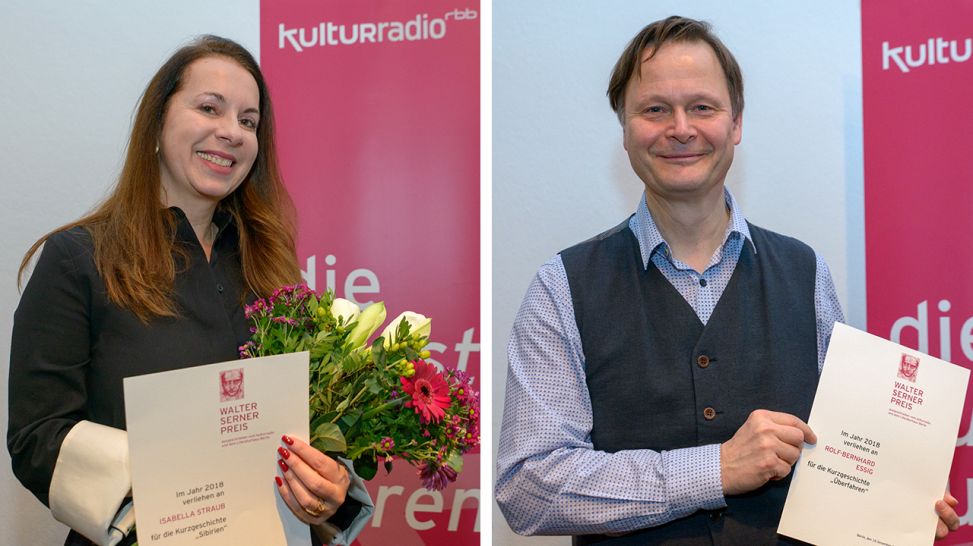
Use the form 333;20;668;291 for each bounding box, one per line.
197;92;260;116
633;90;725;102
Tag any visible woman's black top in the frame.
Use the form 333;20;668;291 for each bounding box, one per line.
8;207;248;505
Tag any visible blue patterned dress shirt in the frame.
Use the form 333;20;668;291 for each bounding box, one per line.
496;189;844;536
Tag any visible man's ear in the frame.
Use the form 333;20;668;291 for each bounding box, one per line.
621;116;629;151
731;112;743;145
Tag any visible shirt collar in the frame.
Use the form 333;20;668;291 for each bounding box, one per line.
167;206;235;243
628;187;755;270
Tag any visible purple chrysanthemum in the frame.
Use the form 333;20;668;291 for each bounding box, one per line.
418;462;458;491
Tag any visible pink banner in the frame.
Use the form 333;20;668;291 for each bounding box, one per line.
260;1;480;544
863;0;973;540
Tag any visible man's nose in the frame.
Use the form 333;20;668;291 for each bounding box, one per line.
667;110;697;143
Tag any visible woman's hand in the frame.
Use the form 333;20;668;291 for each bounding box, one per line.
275;435;350;525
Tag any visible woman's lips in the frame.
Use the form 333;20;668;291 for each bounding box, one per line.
196;151;235;167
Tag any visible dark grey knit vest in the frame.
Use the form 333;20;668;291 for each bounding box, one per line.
560;218;818;546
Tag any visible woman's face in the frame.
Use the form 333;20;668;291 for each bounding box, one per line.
158;56;260;214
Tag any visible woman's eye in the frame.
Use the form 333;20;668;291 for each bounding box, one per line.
200;104;218;114
240;118;257;130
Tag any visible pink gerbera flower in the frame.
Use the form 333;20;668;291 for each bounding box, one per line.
400;360;451;424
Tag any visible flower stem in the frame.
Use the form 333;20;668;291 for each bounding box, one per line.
331;384;371;423
362;398;405;419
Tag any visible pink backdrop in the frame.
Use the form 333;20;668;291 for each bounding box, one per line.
863;0;973;540
260;1;480;543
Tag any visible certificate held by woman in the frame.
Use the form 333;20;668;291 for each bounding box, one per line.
124;352;310;545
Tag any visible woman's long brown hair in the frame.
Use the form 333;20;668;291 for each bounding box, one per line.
18;35;301;321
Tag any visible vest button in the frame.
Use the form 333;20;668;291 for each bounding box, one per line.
697;355;710;368
703;407;717;420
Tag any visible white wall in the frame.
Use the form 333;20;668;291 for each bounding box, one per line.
492;1;864;544
0;2;258;544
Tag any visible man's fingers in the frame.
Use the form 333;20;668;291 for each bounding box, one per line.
936;499;960;533
769;460;794;481
773;440;802;466
945;491;959;507
766;411;816;445
771;423;809;450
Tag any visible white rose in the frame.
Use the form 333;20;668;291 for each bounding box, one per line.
381;311;432;347
346;301;387;347
330;298;361;325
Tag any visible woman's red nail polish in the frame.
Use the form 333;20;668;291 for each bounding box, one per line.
275;476;283;487
282;434;294;445
278;446;290;459
278;459;289;472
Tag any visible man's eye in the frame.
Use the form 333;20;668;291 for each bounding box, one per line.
693;105;714;112
644;106;665;114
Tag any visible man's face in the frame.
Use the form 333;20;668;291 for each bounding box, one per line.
221;370;243;396
900;356;919;378
622;41;742;201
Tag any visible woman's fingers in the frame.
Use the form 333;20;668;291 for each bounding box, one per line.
275;435;351;524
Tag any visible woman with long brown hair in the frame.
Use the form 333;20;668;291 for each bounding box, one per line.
8;35;369;546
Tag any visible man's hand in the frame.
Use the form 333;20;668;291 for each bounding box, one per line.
936;490;960;539
720;409;816;496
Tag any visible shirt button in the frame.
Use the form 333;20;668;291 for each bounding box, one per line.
217;283;224;294
699;278;707;287
709;510;723;521
697;355;710;368
703;407;717;420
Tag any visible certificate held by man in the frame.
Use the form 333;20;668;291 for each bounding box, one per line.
779;323;970;545
124;352;311;545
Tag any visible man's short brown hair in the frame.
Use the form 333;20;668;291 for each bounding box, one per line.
607;16;744;122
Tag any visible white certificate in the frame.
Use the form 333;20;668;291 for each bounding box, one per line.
124;352;311;545
778;323;969;545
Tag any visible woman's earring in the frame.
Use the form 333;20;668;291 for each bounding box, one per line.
155;142;160;154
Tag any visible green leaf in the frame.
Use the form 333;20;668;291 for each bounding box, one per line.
310;412;334;433
365;377;382;395
313;422;347;453
398;318;412;339
346;444;371;460
356;457;378;481
340;413;360;430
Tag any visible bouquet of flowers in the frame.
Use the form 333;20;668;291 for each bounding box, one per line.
239;284;479;490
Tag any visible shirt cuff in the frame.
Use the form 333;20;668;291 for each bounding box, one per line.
49;421;135;546
326;457;374;546
662;444;726;513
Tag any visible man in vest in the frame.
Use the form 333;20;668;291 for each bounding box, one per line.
495;15;960;544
